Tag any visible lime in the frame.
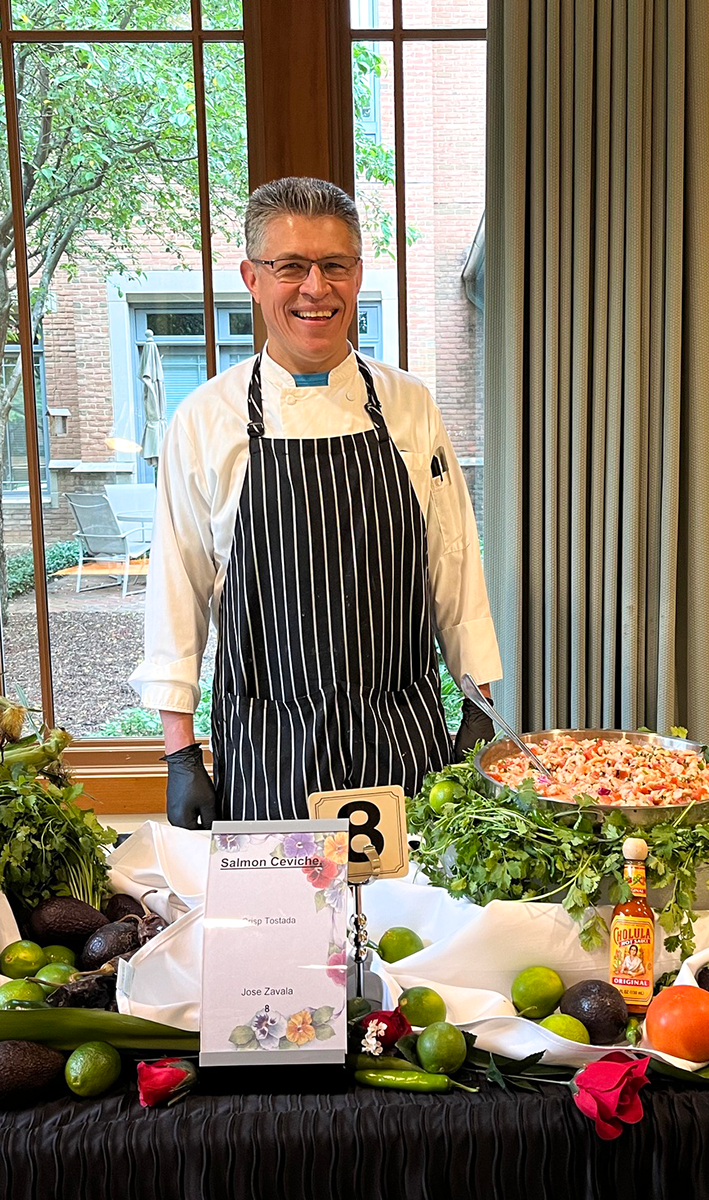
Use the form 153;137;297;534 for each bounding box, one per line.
378;927;424;963
539;1014;590;1044
34;962;77;992
416;1021;467;1074
511;966;565;1020
65;1042;122;1098
429;780;464;814
398;986;447;1027
0;939;48;979
0;978;47;1007
42;945;76;967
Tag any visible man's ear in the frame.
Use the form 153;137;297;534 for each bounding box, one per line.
240;258;259;301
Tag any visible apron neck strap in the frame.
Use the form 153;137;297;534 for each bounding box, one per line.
355;353;389;442
246;353;266;438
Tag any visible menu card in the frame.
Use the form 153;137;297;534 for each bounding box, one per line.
200;819;350;1067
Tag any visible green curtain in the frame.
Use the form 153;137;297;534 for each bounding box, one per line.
484;0;709;738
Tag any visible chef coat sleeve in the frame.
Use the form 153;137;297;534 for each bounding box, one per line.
128;413;215;713
425;407;502;688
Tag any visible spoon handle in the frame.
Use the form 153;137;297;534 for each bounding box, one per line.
460;674;553;780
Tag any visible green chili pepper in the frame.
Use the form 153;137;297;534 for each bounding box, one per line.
355;1069;477;1094
626;1017;643;1047
347;1054;425;1073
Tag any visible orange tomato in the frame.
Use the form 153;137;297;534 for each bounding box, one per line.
645;986;709;1061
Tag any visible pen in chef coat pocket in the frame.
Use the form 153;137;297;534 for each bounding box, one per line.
431;447;449;486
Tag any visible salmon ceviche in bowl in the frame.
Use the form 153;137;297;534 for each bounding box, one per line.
486;735;709;807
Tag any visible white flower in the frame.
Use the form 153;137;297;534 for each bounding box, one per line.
251;1008;287;1050
361;1020;387;1056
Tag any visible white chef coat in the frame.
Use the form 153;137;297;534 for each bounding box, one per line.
129;345;502;713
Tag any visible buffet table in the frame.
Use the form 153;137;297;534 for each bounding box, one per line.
2;1068;709;1200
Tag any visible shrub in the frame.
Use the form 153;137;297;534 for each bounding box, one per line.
98;680;213;738
7;540;81;599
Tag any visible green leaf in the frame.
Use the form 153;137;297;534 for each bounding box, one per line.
311;1005;334;1027
486;1055;509;1090
315;1023;336;1040
394;1033;420;1066
278;1036;298;1049
314;890;327;912
229;1024;256;1047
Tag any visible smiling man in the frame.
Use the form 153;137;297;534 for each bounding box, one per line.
130;176;502;828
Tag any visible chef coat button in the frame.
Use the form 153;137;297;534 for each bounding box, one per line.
286;394;296;405
346;392;355;402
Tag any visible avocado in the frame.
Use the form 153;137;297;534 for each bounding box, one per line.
697;967;709;992
80;920;141;971
560;980;629;1045
103;893;143;923
29;897;108;949
0;1039;65;1100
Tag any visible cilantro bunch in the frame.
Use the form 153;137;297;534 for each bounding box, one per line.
407;754;709;959
0;770;117;913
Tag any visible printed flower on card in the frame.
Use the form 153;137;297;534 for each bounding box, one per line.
286;1009;316;1046
302;855;338;889
323;831;349;864
283;832;318;859
326;948;348;986
323;874;347;913
250;1008;288;1050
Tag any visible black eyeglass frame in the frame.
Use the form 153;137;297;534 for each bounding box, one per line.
249;255;362;280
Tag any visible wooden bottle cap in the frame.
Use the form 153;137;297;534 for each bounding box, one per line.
622;836;649;861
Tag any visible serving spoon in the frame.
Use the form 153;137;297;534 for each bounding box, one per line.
461;674;553;780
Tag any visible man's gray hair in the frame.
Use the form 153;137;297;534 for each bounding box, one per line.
245;177;362;258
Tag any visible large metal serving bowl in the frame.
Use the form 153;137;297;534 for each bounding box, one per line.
475;728;709;828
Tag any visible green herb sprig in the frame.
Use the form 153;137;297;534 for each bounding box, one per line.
0;770;116;912
407;752;709;959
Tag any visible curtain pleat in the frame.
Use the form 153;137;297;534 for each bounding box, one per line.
485;0;709;738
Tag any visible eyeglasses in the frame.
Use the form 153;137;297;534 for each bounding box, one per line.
250;255;361;282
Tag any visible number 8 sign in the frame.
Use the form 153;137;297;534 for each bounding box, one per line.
307;785;409;883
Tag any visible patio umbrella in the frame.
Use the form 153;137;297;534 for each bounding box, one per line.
139;330;167;468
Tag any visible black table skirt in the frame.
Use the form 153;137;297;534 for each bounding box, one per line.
2;1068;709;1200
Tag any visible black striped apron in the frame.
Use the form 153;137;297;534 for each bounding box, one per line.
211;352;452;819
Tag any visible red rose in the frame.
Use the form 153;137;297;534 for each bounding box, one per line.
571;1053;650;1140
137;1057;198;1108
360;1006;412;1050
303;855;338;888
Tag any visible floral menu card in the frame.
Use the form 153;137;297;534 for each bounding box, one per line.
200;819;350;1067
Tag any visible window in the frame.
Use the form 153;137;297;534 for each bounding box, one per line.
0;1;486;811
1;348;50;494
351;4;487;524
133;303;254;431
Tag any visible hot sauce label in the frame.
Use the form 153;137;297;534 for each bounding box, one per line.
626;863;647;898
609;915;654;1007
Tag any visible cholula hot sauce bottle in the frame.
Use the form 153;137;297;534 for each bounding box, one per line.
609;837;655;1014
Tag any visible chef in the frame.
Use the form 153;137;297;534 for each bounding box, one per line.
130;176;502;828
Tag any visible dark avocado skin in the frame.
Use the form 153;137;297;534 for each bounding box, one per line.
560;980;629;1045
80;920;141;970
29;897;108;949
696;967;709;992
0;1039;65;1100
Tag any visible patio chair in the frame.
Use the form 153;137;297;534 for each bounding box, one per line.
65;492;152;599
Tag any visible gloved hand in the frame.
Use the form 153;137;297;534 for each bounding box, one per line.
163;742;216;830
453;696;495;762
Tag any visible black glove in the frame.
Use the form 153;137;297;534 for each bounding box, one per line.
163;742;217;830
453;696;495;762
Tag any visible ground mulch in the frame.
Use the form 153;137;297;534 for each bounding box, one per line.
3;579;216;739
3;608;147;738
